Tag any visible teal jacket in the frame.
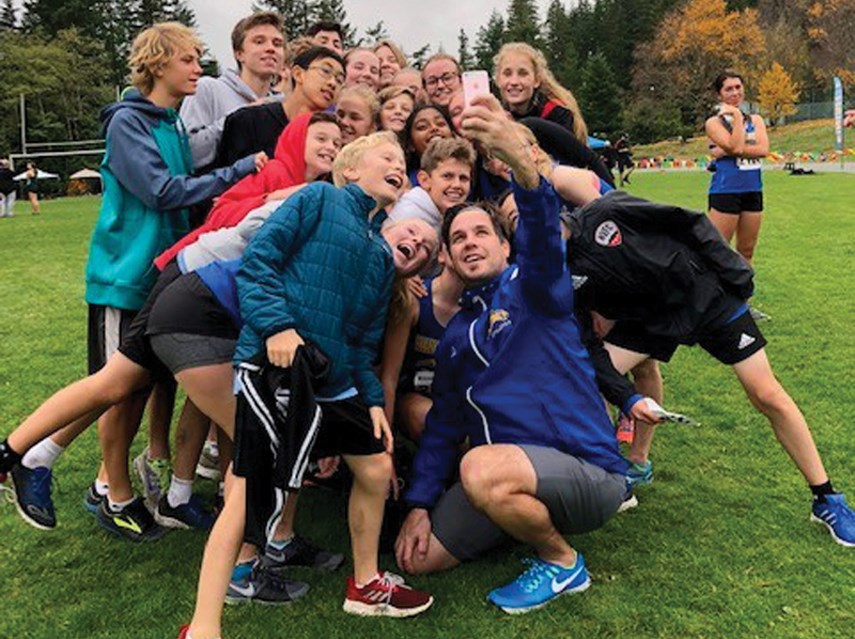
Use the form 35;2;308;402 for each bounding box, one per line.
235;182;394;406
85;90;255;311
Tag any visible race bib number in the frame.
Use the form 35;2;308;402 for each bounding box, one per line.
414;370;434;393
737;158;761;171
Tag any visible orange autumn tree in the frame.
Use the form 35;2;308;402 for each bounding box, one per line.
632;0;766;132
758;62;800;125
805;0;855;88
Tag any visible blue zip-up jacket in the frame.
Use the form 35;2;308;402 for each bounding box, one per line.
406;178;629;509
85;90;256;311
234;182;393;406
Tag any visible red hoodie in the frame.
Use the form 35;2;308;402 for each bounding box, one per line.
154;112;311;270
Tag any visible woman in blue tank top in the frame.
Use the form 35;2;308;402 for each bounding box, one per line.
705;71;769;268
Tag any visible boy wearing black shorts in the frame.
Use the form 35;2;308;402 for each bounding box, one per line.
181;132;438;639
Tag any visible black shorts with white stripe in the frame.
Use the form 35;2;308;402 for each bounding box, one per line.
87;304;138;375
233;363;384;549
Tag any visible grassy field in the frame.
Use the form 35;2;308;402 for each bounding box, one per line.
0;175;853;639
634;119;852;162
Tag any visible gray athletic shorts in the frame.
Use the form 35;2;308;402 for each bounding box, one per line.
431;444;626;562
149;332;236;375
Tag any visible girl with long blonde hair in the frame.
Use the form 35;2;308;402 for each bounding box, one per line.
493;42;588;142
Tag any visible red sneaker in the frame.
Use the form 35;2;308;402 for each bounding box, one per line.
343;571;434;617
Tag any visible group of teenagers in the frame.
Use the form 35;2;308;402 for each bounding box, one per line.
0;11;852;639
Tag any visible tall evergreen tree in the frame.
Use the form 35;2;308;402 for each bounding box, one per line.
93;0;137;86
165;0;197;27
362;20;389;44
504;0;540;46
577;52;622;137
1;0;17;29
253;0;312;39
543;0;580;89
565;0;597;65
474;9;505;70
134;0;196;28
21;0;98;36
458;28;473;71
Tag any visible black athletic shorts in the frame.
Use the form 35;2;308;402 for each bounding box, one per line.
117;260;182;373
87;305;138;375
708;191;763;214
606;306;766;366
145;271;238;341
235;376;385;548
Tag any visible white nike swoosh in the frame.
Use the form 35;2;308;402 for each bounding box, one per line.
230;583;256;597
551;565;584;593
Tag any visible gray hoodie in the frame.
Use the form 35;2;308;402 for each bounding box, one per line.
388;186;441;229
180;69;280;171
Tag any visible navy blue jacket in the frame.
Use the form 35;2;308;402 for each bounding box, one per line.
406;178;629;509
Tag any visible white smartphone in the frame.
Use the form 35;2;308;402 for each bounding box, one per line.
645;398;701;427
462;70;490;109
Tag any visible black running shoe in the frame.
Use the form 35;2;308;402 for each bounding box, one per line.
96;496;165;542
225;564;309;605
11;464;56;530
263;534;344;572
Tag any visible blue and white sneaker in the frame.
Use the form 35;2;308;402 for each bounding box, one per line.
225;564;309;605
626;460;653;487
487;555;590;614
83;482;105;514
811;494;855;547
10;464;56;530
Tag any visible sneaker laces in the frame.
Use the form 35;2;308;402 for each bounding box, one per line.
517;558;560;594
375;571;407;605
30;467;57;503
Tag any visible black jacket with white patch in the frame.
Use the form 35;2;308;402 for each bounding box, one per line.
566;191;754;343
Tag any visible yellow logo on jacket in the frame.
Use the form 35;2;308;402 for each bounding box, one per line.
488;309;512;338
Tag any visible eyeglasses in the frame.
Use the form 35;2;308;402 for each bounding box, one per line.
424;72;460;89
307;64;345;86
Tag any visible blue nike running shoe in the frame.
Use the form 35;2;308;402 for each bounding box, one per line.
626;459;653;487
487;555;590;614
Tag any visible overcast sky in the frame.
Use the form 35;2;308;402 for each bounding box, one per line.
187;1;562;71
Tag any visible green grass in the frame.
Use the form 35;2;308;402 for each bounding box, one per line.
634;118;853;161
1;178;854;639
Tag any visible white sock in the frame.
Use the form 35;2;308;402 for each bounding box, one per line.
108;496;135;511
268;534;294;549
167;475;193;508
94;480;109;496
22;438;65;470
